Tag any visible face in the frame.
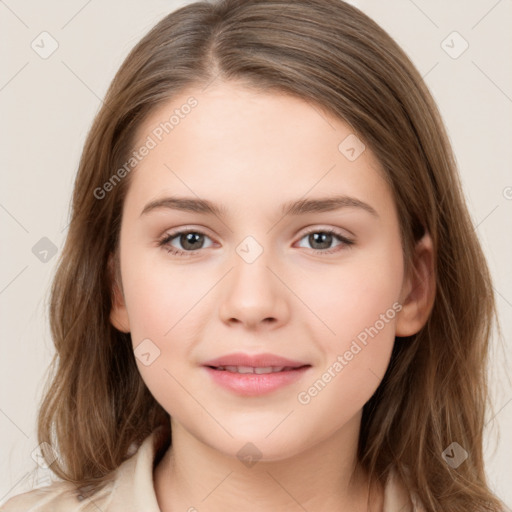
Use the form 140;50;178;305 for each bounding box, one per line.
110;80;425;461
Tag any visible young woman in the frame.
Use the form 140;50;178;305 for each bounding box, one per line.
2;0;507;510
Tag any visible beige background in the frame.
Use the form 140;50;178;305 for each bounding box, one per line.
1;0;511;507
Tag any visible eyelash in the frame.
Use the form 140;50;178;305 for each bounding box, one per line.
157;227;354;258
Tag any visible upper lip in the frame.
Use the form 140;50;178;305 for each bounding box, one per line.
202;352;310;368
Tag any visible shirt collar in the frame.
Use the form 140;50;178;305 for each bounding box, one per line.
103;429;421;512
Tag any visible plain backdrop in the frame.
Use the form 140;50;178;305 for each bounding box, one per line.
1;0;511;507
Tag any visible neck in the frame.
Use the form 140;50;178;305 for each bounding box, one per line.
153;414;383;512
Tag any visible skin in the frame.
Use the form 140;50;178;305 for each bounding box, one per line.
110;80;435;511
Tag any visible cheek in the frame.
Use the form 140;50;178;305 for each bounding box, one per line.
296;270;401;426
297;245;404;345
294;247;402;409
121;253;208;409
122;251;207;340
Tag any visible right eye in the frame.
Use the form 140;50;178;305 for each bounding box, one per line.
158;229;215;257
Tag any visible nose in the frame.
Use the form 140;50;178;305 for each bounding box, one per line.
218;252;290;330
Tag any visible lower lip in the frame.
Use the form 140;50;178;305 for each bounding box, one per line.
203;366;311;396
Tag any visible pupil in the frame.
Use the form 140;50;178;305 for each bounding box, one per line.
181;233;203;250
310;232;332;250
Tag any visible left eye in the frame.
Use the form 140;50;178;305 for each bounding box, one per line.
158;228;354;257
296;229;354;253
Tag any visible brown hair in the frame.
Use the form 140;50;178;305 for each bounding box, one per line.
36;0;505;510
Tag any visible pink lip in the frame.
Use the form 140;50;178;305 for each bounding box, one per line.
202;352;309;368
201;352;311;396
203;366;311;396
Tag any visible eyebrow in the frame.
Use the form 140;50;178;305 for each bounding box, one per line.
139;194;379;219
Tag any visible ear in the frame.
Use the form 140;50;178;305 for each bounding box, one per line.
108;252;131;333
395;231;436;337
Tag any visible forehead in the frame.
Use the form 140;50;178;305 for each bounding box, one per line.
125;81;393;220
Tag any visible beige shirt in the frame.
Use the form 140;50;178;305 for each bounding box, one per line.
1;431;424;511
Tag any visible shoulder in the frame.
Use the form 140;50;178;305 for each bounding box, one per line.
0;480;110;512
1;428;166;512
383;468;426;512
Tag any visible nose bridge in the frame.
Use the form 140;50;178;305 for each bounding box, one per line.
218;235;289;327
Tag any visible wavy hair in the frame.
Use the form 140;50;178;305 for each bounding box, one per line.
36;0;506;510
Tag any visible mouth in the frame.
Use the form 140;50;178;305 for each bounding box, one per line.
202;362;312;396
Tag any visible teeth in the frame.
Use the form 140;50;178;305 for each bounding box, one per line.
217;366;289;374
254;366;285;374
230;365;254;374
